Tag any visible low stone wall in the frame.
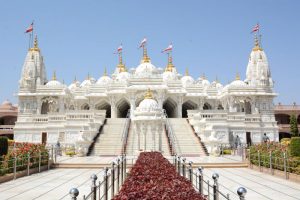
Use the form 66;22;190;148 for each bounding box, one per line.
249;163;300;183
0;165;51;184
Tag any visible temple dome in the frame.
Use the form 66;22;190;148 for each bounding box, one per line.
80;76;95;87
97;75;112;85
162;71;176;82
116;71;130;82
68;79;80;90
181;69;194;87
46;80;62;86
135;62;157;77
138;89;159;111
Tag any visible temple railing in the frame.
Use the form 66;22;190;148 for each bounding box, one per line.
121;110;131;154
163;109;180;155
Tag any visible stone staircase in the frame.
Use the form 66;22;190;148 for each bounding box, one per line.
126;124;170;156
90;118;126;156
169;118;208;157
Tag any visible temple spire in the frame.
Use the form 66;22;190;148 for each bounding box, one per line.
140;38;150;63
252;34;263;51
235;72;241;80
30;35;40;52
52;71;57;80
104;67;107;76
185;68;189;76
117;45;126;72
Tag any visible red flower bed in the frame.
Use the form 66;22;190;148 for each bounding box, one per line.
113;152;205;200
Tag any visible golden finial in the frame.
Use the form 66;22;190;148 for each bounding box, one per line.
141;44;151;63
117;50;127;72
104;67;107;76
235;72;240;80
87;73;90;80
52;71;57;80
165;52;174;72
252;34;263;51
73;76;77;83
202;73;206;80
185;68;189;76
144;88;153;99
215;76;219;83
30;35;40;52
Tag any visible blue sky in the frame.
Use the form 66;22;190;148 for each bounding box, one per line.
0;0;299;104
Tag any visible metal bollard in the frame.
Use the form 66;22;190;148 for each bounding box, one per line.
117;158;120;192
27;153;30;176
13;156;17;180
91;174;98;200
258;151;261;171
38;151;41;173
188;161;193;183
69;188;79;200
104;167;108;200
177;156;181;175
182;158;186;177
111;162;115;197
121;155;124;184
174;154;177;172
269;151;272;175
283;152;288;179
124;155;127;179
212;173;219;200
48;150;51;170
51;145;54;162
198;167;203;194
237;187;247;200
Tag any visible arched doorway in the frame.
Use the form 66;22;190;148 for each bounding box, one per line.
81;103;90;110
245;101;252;114
95;101;111;118
182;100;198;118
203;102;212;110
116;99;130;118
163;98;177;118
41;101;50;114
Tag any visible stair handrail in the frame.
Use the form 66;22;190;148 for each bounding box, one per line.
163;109;181;155
121;109;131;154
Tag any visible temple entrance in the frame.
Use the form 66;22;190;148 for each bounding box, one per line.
42;132;47;144
163;98;177;118
116;99;130;118
246;132;252;146
95;101;111;118
182;100;198;118
41;101;50;114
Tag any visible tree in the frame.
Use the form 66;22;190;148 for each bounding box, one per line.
290;114;299;137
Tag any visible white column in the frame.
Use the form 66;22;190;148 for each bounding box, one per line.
177;96;183;118
110;96;117;118
59;98;64;113
151;123;156;151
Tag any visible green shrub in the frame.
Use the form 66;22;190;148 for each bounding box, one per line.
290;137;300;157
0;137;8;156
223;149;232;155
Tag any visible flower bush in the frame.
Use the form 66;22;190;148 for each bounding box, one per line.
113;152;205;200
249;142;300;175
0;142;49;176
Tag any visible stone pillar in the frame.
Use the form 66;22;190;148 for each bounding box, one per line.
177;96;183;118
151;123;156;151
109;96;117;118
59;97;65;113
36;98;41;114
198;98;204;111
130;95;136;117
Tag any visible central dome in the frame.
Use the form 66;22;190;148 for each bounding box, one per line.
135;62;157;77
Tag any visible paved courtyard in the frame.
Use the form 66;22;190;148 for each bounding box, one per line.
1;166;300;200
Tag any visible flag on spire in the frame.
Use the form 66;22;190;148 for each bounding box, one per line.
139;38;147;48
117;45;123;52
114;44;123;54
25;22;34;33
251;23;260;33
162;43;173;53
